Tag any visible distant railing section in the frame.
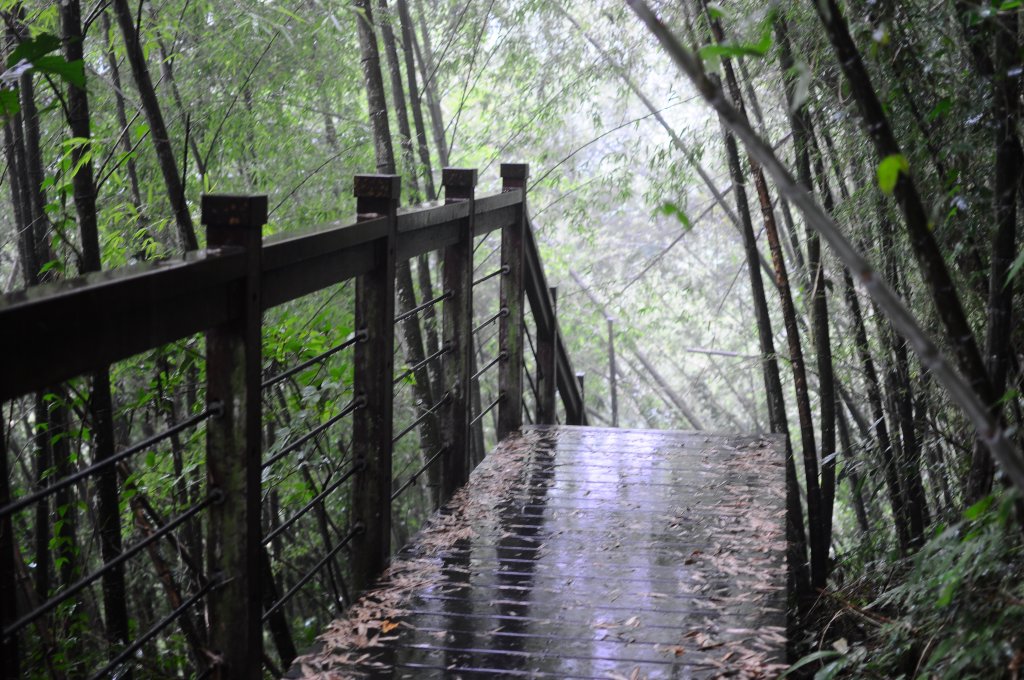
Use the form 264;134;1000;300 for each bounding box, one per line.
0;163;584;679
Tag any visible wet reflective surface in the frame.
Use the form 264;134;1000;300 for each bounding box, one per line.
288;427;788;679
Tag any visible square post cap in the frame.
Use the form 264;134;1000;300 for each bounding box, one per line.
501;163;529;192
353;174;402;200
441;167;478;189
443;168;477;203
500;163;529;181
201;195;268;227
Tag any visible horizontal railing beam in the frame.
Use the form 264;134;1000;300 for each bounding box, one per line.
521;215;586;425
0;251;245;402
0;190;526;403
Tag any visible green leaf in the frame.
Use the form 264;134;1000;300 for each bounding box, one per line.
1005;248;1024;288
146;450;157;468
33;56;85;88
0;89;19;120
964;495;994;520
705;2;726;19
814;657;850;680
698;12;775;62
657;201;692;230
699;38;770;60
788;62;812;112
5;33;61;68
876;154;909;195
781;650;843;677
927;98;952;122
936;578;958;607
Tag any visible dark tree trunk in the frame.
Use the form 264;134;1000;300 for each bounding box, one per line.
396;0;437;199
354;0;396;173
154;35;208;180
111;0;198;251
101;11;144;215
837;405;871;538
814;0;996;434
354;0;443;505
777;16;837;568
968;9;1022;501
840;266;912;551
410;0;449;167
377;0;420;197
62;1;133;661
699;2;824;591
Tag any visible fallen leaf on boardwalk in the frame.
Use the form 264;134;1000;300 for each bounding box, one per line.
380;620;399;634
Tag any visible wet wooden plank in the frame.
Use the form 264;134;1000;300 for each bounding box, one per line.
287;426;788;679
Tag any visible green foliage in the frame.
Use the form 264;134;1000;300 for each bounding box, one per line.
697;8;775;62
655;201;692;230
876;154;909;195
809;493;1024;678
1;32;84;123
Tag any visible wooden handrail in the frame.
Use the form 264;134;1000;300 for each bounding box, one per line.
0;165;586;678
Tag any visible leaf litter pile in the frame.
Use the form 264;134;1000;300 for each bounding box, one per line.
286;427;789;679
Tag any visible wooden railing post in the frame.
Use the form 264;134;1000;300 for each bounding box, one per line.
350;174;400;595
498;163;528;439
607;317;619;427
440;168;476;501
536;286;558;424
0;418;18;680
565;372;586;426
202;194;266;680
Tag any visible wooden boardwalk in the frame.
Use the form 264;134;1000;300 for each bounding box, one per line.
288;426;788;679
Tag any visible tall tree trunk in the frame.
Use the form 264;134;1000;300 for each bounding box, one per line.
813;0;997;445
2;34;57;620
377;0;420;198
410;0;449;167
776;16;837;566
396;0;437;199
699;2;824;590
101;11;144;215
840;265;912;551
837;405;871;538
61;0;133;661
354;0;396;174
968;9;1022;501
111;0;198;251
354;0;443;506
397;0;480;456
153;34;208;180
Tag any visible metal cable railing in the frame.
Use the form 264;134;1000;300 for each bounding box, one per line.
391;446;447;502
473;307;508;336
262;397;364;469
0;405;217;519
262;331;365;391
393;344;448;386
473;265;509;288
261;525;361;623
3;491;220;638
392;393;450;446
472;351;506;383
264;463;361;546
89;577;219;680
471;394;503;428
394;291;450;325
0;165;586;679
